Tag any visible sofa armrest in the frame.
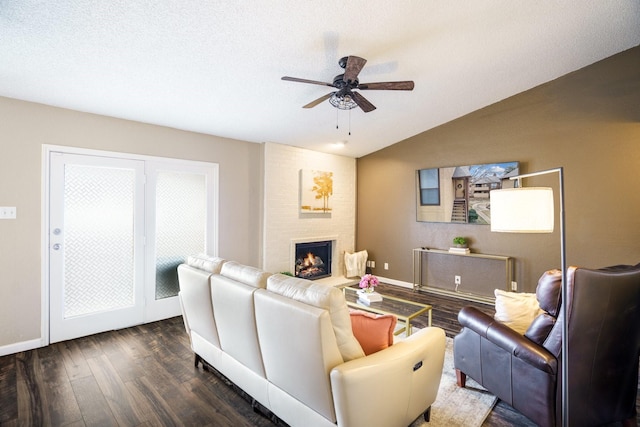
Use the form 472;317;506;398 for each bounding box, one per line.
458;306;556;374
330;327;446;427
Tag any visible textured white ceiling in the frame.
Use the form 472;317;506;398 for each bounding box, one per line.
1;1;639;157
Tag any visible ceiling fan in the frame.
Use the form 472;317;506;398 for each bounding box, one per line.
281;56;414;113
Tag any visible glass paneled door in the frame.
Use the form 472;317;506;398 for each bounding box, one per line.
144;163;216;322
48;149;217;343
49;153;145;343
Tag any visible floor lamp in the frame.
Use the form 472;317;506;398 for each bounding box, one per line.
489;167;567;427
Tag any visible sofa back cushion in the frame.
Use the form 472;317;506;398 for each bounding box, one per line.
536;269;562;316
187;253;226;274
220;261;271;288
254;289;343;423
211;262;271;376
524;269;563;345
266;274;365;361
178;264;221;348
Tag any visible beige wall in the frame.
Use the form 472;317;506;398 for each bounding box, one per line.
0;97;262;349
357;46;640;292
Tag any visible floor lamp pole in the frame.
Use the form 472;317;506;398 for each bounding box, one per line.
558;167;567;427
512;167;567;426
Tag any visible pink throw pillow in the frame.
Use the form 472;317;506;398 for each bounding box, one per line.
349;310;397;355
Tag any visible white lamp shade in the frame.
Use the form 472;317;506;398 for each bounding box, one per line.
490;187;554;233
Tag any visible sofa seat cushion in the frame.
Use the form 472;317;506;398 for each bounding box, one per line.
267;274;365;361
494;289;542;334
187;253;226;274
349;310;397;355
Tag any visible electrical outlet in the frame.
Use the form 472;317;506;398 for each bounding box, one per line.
0;207;16;219
511;281;518;291
454;275;461;285
370;260;375;268
384;262;389;270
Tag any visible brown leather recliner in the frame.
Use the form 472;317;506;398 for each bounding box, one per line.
453;264;640;427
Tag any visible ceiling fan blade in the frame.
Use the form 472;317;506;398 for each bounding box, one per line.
343;56;367;83
282;76;334;87
351;91;376;113
358;81;415;91
303;92;334;109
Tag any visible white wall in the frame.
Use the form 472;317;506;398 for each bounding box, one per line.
262;143;357;280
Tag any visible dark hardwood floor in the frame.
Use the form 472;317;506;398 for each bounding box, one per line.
0;316;277;427
0;283;637;426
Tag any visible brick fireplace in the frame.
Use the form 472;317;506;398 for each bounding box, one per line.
262;142;356;286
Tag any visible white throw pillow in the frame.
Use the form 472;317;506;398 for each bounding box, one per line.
494;289;543;334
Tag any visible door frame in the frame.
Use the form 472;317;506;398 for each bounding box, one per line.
41;145;218;345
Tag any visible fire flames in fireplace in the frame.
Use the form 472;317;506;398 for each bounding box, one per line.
296;252;326;279
295;241;332;280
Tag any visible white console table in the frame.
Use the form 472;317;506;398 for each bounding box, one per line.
412;248;513;302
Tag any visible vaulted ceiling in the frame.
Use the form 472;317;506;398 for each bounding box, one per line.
1;1;639;157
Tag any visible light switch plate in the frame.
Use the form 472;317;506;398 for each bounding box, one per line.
0;207;17;219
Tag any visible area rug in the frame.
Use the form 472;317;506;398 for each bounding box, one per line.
410;337;497;427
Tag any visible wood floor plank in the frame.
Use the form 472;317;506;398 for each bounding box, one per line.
37;343;83;425
125;375;183;426
86;354;144;426
113;326;153;360
0;354;17;423
183;374;277;427
129;353;220;425
70;375;118;427
15;350;47;426
97;331;147;384
74;335;104;360
56;339;93;381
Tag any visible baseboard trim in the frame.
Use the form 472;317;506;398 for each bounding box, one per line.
0;338;45;357
376;276;413;289
378;276;495;305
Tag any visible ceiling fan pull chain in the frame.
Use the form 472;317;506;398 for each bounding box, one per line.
349;108;351;136
336;107;339;130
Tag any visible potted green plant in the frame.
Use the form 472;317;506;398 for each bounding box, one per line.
452;237;468;248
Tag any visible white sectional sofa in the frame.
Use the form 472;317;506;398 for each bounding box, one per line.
177;254;446;427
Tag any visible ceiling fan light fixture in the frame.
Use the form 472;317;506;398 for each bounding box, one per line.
282;55;413;113
329;93;358;110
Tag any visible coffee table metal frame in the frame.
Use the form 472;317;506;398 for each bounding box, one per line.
342;286;432;336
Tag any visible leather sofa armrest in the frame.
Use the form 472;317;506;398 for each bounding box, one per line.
330;327;446;427
458;306;557;374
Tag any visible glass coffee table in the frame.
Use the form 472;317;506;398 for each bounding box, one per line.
343;286;432;336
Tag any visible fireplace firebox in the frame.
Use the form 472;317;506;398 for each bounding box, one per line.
294;241;332;280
